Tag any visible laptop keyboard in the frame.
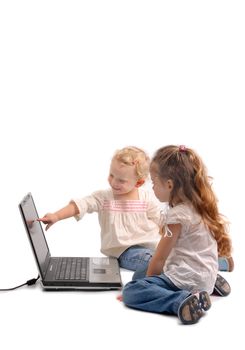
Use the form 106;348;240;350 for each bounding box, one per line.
55;257;89;281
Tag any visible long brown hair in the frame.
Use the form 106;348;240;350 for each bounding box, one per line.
152;145;232;256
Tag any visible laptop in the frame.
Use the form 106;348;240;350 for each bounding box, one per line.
19;193;122;290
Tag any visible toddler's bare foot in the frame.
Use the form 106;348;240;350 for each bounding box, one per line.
117;294;123;302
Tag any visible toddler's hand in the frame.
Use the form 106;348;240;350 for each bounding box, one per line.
37;213;59;231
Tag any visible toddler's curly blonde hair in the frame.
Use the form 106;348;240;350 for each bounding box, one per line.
113;146;150;180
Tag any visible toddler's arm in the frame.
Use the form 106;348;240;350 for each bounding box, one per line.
37;201;79;231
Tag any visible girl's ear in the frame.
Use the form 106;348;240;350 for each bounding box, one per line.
167;179;174;191
135;179;145;188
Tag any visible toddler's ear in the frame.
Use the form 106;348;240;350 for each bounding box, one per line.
135;179;145;188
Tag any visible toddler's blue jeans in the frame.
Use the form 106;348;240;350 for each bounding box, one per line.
118;245;154;271
118;245;229;272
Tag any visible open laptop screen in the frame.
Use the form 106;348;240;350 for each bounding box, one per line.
19;193;50;279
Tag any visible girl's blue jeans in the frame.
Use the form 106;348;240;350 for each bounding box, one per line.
122;272;190;315
118;246;230;314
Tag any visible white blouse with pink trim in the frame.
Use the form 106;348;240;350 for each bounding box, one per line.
72;187;161;257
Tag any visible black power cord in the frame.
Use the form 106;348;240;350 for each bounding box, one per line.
0;275;40;291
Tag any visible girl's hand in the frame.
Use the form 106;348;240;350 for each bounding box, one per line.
37;213;59;231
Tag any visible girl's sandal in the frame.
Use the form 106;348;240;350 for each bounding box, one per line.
178;295;203;325
213;274;231;296
199;291;211;311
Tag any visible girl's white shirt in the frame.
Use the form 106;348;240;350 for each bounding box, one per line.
162;203;218;294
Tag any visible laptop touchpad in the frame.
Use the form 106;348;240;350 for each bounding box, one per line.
93;268;106;274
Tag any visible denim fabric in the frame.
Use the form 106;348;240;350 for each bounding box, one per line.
118;246;228;310
118;245;227;272
132;265;148;280
218;257;229;271
122;273;190;315
118;245;154;271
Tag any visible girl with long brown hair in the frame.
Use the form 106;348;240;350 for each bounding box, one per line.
122;145;232;325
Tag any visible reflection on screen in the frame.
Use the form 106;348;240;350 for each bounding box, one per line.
20;194;49;277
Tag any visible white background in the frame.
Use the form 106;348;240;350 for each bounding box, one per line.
0;1;244;349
